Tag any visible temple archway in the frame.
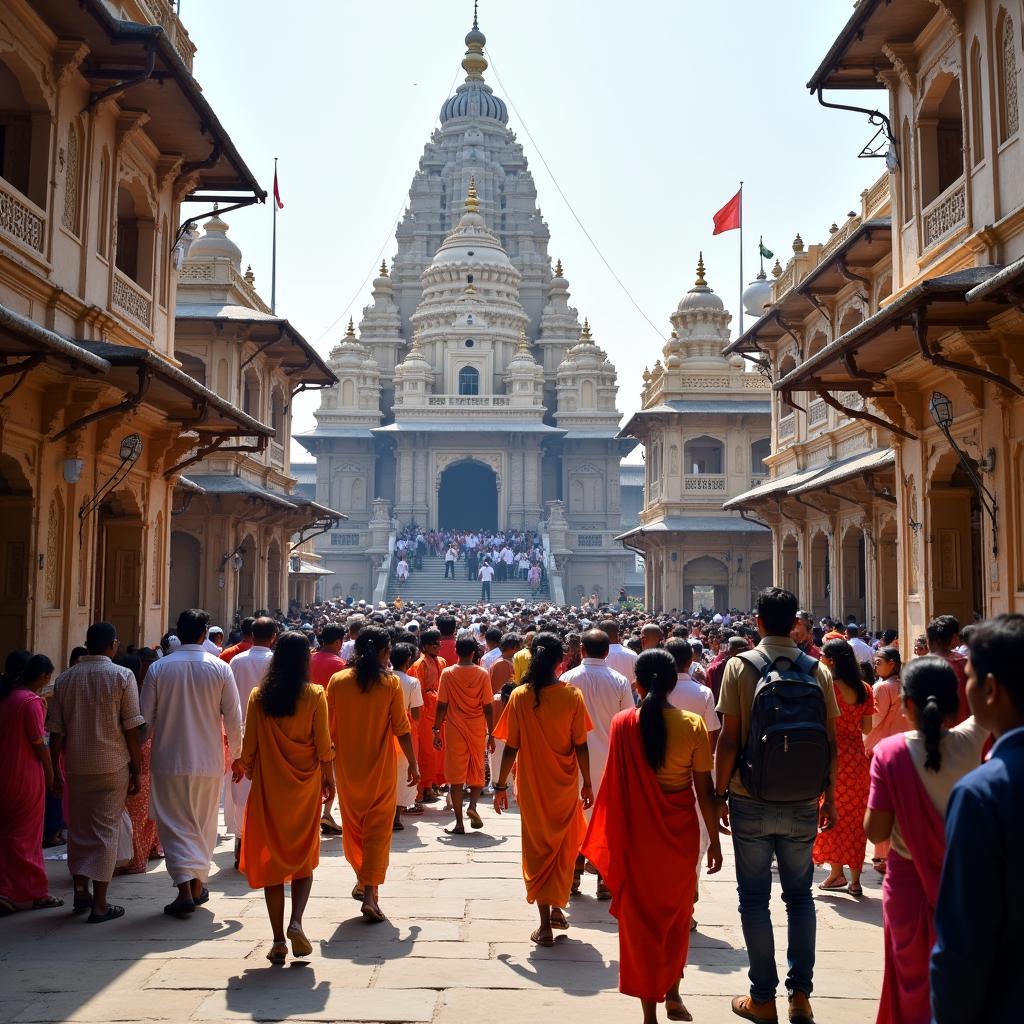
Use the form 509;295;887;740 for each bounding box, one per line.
438;460;498;531
169;531;201;619
95;488;144;648
682;555;729;614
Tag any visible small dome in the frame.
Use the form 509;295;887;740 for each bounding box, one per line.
676;254;725;313
187;212;242;269
441;82;508;124
742;270;773;318
428;178;515;271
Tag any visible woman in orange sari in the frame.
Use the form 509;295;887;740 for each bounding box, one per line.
493;632;593;946
584;648;722;1023
232;632;335;964
327;626;419;923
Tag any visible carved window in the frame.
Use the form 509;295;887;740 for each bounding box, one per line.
458;366;479;395
970;39;985;165
999;12;1019;142
62;121;82;234
271;388;285;441
684;435;724;475
45;495;64;608
918;75;964;206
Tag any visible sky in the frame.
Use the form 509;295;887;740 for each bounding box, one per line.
179;0;883;461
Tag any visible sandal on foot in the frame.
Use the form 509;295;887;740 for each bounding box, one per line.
848;882;864;897
32;896;64;910
596;882;612;901
193;886;210;906
266;941;288;964
666;1000;693;1022
392;820;405;831
817;878;848;891
550;908;569;931
443;825;465;835
72;894;93;915
87;904;125;924
467;808;483;829
287;925;313;957
319;816;343;835
530;928;554;947
163;899;196;918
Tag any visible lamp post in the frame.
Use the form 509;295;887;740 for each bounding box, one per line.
928;391;998;555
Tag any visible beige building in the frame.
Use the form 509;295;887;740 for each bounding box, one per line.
729;0;1024;639
171;213;343;624
618;259;772;613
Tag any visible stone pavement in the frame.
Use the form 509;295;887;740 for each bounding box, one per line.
0;804;882;1023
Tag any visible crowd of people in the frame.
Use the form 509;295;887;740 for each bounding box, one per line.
0;590;1021;1024
392;525;547;597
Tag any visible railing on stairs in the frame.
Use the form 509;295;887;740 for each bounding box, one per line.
539;524;565;606
371;529;397;606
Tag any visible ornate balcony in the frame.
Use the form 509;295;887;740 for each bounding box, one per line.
112;270;153;332
0;177;45;257
269;440;285;467
779;413;795;440
922;178;966;250
808;399;828;426
684;474;726;492
426;394;512;408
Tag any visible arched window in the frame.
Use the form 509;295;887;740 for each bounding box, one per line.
750;438;771;476
0;58;46;207
62;120;82;235
684;435;724;474
918;74;964;206
458;366;479;395
971;38;985;165
242;369;260;418
998;11;1019;142
177;351;206;388
271;388;285;441
115;184;155;290
581;379;595;408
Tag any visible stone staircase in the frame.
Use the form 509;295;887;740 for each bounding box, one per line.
385;552;548;605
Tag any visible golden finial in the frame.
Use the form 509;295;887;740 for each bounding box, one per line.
410;326;423;351
345;317;355;339
642;366;651;382
462;4;488;79
772;258;783;278
379;259;389;277
517;328;531;353
695;252;707;287
581;317;592;340
465;176;480;214
554;258;564;278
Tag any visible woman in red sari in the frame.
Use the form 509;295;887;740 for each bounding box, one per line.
583;649;722;1023
0;654;63;915
865;656;987;1024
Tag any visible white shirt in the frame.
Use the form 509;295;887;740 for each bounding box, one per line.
202;637;223;657
396;670;424;716
397;559;409;578
341;638;356;663
501;547;514;565
229;645;274;722
606;642;638;685
445;548;457;562
479;564;495;582
848;637;875;664
141;645;242;777
481;646;503;670
560;658;632;794
668;672;720;734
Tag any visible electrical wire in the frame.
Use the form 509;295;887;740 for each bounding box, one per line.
484;47;665;342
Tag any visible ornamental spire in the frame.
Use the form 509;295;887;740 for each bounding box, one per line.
695;252;707;287
581;317;592;341
345;317;355;338
554;258;563;278
379;259;388;277
462;5;488;80
465;176;480;214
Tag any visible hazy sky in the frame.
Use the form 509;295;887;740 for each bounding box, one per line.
181;1;881;459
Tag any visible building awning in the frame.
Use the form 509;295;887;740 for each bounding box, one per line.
722;463;832;510
616;515;771;543
290;560;334;577
620;398;770;437
183;474;299;510
0;302;111;374
807;0;940;92
797;219;892;302
175;305;335;387
787;448;895;496
176;475;206;494
76;342;272;439
30;1;264;199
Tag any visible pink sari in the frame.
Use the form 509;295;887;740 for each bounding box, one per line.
868;735;946;1024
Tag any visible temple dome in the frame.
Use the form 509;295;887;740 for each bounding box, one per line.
742;270;773;318
439;15;509;124
187;212;242;269
676;254;724;313
428;178;515;271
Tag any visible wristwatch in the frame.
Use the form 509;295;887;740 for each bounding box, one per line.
714;791;730;802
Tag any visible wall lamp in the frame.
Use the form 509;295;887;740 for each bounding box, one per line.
78;434;144;533
928;391;998;554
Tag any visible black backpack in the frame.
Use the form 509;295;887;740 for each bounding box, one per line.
737;649;831;804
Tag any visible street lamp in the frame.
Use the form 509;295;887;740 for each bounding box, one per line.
928;391;999;555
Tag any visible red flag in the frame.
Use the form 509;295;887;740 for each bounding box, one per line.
273;168;284;210
712;188;741;234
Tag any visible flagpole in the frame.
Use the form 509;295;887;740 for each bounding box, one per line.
271;156;278;315
738;181;744;337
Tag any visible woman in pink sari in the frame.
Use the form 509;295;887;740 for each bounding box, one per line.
865;656;988;1024
0;654;63;915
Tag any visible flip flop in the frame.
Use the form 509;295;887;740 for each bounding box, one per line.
32;896;64;910
319;817;343;835
530;928;554;947
266;941;288;965
550;909;569;931
666;1000;693;1022
406;804;425;815
467;808;483;829
87;904;125;924
848;882;864;897
817;879;848;891
596;882;612;901
163;899;196;918
287;925;313;957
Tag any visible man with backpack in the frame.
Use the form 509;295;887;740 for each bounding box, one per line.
714;587;840;1024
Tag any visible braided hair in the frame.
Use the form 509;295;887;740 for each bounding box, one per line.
635;648;678;771
901;655;959;772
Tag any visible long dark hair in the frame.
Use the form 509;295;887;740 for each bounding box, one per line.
901;655;959;772
523;631;563;707
259;631;310;717
0;649;31;700
354;625;391;693
822;638;868;704
635;648;677;771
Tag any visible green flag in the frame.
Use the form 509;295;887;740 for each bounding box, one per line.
759;240;774;260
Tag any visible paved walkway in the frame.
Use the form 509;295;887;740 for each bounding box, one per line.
0;805;882;1023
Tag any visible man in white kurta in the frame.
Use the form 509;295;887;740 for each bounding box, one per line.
599;617;638;689
227;617;278;841
141;610;241;916
393;653;424;820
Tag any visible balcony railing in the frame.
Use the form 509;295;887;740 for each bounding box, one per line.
112;270;153;331
779;413;795;439
269;440;285;467
820;217;861;261
922;178;966;250
425;395;512;407
808;399;828;426
750;474;768;490
684;474;726;492
0;177;45;256
862;173;890;218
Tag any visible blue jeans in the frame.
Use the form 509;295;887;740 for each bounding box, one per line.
729;795;818;1001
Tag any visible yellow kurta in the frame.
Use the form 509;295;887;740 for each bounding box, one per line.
327;669;410;886
494;682;592;906
239;685;334;889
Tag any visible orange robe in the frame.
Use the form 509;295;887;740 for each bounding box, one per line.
438;663;492;787
327;669;410;886
493;682;592;906
239;685;334;889
410;654;446;788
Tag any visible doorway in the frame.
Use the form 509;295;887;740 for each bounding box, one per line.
95;490;144;648
0;456;32;654
169;531;201;620
438;460;498;531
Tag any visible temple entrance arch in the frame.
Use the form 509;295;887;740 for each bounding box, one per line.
95;489;145;648
682;555;729;614
438;460;498;531
840;524;867;625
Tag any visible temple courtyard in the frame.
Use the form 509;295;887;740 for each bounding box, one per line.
1;806;881;1024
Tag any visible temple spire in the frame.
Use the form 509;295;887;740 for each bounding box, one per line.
462;4;488;79
465;176;480;214
695;252;707;287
